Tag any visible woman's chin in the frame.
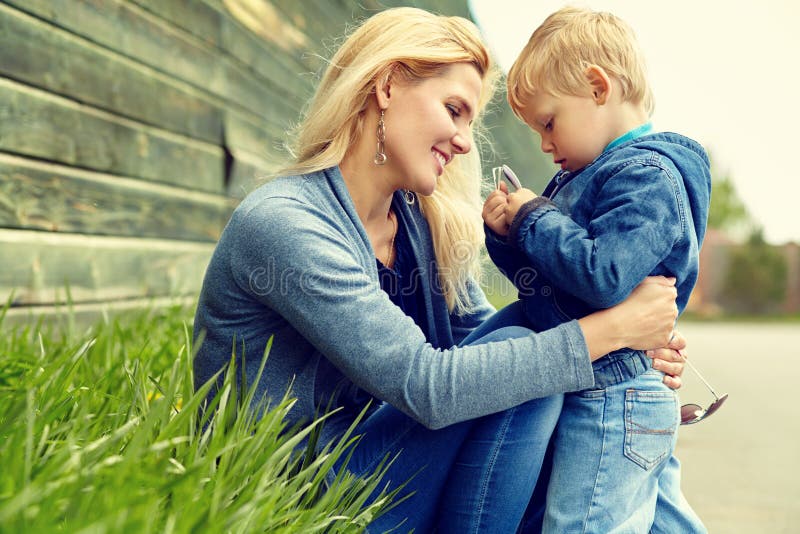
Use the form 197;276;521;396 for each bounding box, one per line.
415;186;435;197
416;177;438;197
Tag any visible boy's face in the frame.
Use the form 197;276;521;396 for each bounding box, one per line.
520;91;615;172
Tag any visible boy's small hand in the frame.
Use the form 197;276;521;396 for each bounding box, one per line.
505;188;538;226
483;181;510;236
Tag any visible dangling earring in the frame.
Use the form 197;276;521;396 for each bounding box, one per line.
374;109;387;165
404;190;416;205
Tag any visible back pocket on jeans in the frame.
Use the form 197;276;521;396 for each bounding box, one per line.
623;388;678;471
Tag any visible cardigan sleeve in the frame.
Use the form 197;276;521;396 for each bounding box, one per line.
229;196;594;429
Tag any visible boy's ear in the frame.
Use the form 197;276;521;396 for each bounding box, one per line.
585;65;612;105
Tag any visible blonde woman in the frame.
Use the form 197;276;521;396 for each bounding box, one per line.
193;7;686;532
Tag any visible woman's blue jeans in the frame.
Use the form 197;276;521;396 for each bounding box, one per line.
330;303;562;533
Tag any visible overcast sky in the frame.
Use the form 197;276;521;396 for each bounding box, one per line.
470;0;798;244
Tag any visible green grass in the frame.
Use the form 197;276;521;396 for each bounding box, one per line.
0;306;397;533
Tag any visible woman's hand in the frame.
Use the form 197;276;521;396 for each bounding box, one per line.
647;331;686;390
578;276;678;361
615;276;679;350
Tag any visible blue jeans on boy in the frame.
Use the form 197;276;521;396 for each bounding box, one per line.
466;302;705;533
493;298;702;533
329;319;562;533
543;367;705;533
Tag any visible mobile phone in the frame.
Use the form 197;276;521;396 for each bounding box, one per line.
493;164;522;190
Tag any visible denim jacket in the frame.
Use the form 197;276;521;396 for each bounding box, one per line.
486;133;710;377
193;166;593;444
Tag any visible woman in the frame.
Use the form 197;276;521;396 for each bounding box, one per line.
193;7;686;532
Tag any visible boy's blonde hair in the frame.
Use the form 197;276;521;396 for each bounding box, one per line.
507;6;654;118
281;7;499;314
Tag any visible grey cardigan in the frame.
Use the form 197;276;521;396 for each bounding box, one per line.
193;166;593;443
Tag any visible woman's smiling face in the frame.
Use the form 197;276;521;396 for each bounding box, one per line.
379;62;483;195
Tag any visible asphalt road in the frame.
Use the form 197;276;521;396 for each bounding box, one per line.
674;322;800;533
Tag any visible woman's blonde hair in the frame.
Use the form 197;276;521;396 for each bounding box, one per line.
281;7;498;314
507;6;654;118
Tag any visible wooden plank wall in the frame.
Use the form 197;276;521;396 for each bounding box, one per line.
1;0;548;323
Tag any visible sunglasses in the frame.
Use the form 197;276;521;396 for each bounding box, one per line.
491;164;522;191
678;350;728;425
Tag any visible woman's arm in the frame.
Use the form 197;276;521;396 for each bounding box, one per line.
230;199;679;428
232;198;593;429
578;276;678;359
578;276;685;387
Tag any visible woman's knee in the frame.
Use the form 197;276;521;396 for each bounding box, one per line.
469;394;564;452
514;393;565;431
467;325;533;345
460;301;530;346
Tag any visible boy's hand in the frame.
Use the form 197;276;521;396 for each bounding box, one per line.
505;187;538;225
483;180;510;236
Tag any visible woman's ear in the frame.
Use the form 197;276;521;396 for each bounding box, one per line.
374;66;394;110
585;65;612;105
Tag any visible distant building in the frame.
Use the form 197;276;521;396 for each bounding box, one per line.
688;229;799;315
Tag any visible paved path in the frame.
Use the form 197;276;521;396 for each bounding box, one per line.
675;322;800;533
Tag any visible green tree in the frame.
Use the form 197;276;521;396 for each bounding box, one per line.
721;228;788;313
707;165;751;236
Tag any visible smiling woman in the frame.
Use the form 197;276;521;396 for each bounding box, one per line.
280;7;498;314
191;6;687;532
339;63;482;275
356;63;480;197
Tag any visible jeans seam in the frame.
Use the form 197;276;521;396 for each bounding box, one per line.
472;406;516;534
581;392;608;534
359;420;419;478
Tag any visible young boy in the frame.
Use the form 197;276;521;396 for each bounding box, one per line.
483;7;710;533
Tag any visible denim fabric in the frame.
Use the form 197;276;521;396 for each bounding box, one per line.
542;369;705;533
487;132;711;384
328;324;563;533
193;166;594;449
484;132;710;532
651;455;707;534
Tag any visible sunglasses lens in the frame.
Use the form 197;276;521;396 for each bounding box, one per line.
680;393;728;425
680;403;704;424
705;393;728;417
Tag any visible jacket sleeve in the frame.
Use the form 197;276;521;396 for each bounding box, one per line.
230;197;594;429
509;162;684;309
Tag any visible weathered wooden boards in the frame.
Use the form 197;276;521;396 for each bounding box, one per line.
0;0;293;316
0;0;547;323
0;153;234;240
0;0;288;191
0;228;214;304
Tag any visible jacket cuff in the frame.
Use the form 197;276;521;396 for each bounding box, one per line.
508;197;557;249
484;223;509;245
